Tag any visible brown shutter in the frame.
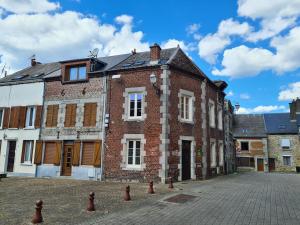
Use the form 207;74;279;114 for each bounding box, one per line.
21;141;26;163
71;104;77;127
72;141;81;166
44;142;56;164
83;103;91;127
64;104;71;127
82;142;94;165
53;141;62;165
52;105;59;127
19;106;27;128
93;140;101;167
34;141;43;164
46;105;53;127
9;107;20;128
2;108;10;129
90;103;97;127
35;105;42;128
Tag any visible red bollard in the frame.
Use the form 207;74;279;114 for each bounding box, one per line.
168;177;174;189
148;181;155;194
87;192;95;211
124;185;131;201
31;200;43;224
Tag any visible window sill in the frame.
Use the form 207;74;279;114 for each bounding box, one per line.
21;162;33;166
7;128;18;130
122;166;143;171
24;127;35;130
179;119;194;124
62;79;88;84
125;118;145;122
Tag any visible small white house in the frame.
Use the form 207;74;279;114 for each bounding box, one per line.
0;61;60;177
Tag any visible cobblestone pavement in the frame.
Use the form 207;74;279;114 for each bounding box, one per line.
0;177;170;225
84;172;300;225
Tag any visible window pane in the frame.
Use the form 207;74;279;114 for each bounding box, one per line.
128;156;133;164
24;141;32;162
137;98;142;116
78;66;86;79
29;107;34;126
136;141;140;150
69;68;77;80
0;109;3;127
185;97;190;120
128;141;134;149
135;156;140;165
181;97;184;118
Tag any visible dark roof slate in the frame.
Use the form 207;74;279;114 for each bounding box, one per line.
264;113;298;134
233;114;267;138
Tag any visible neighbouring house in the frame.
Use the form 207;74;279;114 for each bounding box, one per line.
36;54;130;180
224;100;236;174
104;44;227;182
233;114;268;172
264;100;300;172
0;59;60;177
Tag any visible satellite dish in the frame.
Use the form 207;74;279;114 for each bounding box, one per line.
29;54;36;60
89;48;99;58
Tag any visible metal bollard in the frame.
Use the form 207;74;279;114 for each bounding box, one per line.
87;192;95;211
168;177;174;189
31;200;43;224
148;181;155;194
124;185;131;201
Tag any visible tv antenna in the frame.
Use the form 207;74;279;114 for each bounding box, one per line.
1;63;6;77
89;48;99;58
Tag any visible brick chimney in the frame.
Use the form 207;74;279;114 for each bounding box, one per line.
31;58;37;67
150;43;161;64
289;98;300;121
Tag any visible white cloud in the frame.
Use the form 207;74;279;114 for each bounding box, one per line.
240;93;250;100
238;0;300;42
236;105;286;114
186;23;200;34
161;39;195;52
0;12;149;74
198;18;252;64
227;90;234;97
278;82;300;101
0;0;59;14
213;26;300;78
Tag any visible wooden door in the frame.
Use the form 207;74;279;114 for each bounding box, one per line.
61;144;73;176
257;158;264;172
182;141;191;180
268;158;275;172
7;141;16;172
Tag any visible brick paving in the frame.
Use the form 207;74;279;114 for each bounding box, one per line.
0;177;170;225
84;172;300;225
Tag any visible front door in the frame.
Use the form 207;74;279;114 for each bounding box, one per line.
257;158;264;172
182;141;191;180
7;141;16;172
61;144;73;176
268;158;275;172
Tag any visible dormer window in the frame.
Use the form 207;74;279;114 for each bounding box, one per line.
69;65;86;81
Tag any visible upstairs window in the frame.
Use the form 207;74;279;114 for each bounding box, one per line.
0;108;3;129
83;103;97;127
209;100;215;128
218;108;223;130
46;105;59;128
25;106;36;128
64;65;87;82
281;139;291;150
241;141;249;151
180;95;193;122
128;93;143;119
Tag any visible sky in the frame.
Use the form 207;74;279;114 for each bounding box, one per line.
0;0;300;114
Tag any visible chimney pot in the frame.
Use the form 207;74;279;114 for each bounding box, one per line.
31;58;37;67
150;43;161;62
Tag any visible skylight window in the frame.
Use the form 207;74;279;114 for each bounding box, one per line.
13;75;28;80
134;61;145;66
122;63;133;68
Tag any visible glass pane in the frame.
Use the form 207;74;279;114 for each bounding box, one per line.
128;141;134;149
136;141;140;150
69;67;77;80
78;66;86;79
0;109;3;127
135;156;140;165
130;100;135;117
185;97;190;120
29;107;34;126
24;141;32;161
137;99;142;116
181;97;184;118
128;156;133;164
137;94;143;100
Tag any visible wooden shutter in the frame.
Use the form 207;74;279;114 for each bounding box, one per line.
21;141;26;163
83;103;97;127
35;105;42;128
44;142;56;164
93;140;101;167
34;141;43;164
82;142;94;165
53;141;62;165
2;108;10;129
65;104;76;127
46;105;59;127
52;105;59;127
19;106;27;128
72;141;81;166
9;106;20;128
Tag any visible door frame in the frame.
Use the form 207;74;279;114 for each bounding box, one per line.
61;141;74;176
5;139;17;173
255;157;264;172
178;136;195;181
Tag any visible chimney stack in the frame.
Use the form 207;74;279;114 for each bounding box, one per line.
31;58;37;67
289;98;300;121
150;43;161;64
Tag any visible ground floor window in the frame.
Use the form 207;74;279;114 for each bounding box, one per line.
237;157;255;167
44;142;56;164
21;140;34;163
283;156;292;166
82;142;94;165
127;140;141;167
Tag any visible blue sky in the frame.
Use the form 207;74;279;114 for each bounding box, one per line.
0;0;300;114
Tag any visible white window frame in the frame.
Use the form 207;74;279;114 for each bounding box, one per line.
281;139;291;150
178;89;195;124
282;155;292;166
23;140;34;164
0;108;4;129
128;93;143;119
126;140;141;169
25;106;36;128
219;141;224;166
210;140;216;167
209;100;215;128
218;107;223;130
123;87;147;121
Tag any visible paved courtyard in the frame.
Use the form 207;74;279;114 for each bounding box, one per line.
84;172;300;225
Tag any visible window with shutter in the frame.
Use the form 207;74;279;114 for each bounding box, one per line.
0;108;4;128
9;106;21;128
21;140;34;163
82;142;95;165
35;105;42;128
46;105;59;127
19;106;27;128
25;106;36;128
83;103;97;127
44;142;56;164
34;141;43;164
64;104;77;127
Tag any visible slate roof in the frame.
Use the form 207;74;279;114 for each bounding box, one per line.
264;113;298;134
0;62;61;86
233;114;267;138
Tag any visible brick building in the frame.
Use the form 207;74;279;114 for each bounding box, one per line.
104;44;227;182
